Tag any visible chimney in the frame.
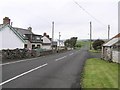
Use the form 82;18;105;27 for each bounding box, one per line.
46;35;49;38
28;27;32;32
43;32;47;36
3;17;10;25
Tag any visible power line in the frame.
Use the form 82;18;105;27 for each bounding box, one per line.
73;0;106;26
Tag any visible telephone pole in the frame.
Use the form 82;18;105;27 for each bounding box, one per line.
52;21;54;51
108;25;110;40
90;21;92;50
59;32;61;50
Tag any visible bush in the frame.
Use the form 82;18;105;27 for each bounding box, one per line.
92;39;105;50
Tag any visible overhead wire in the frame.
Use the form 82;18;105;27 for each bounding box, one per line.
73;0;107;26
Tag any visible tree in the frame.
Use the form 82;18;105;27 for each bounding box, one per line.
70;37;77;48
64;39;70;47
64;37;78;49
92;39;105;50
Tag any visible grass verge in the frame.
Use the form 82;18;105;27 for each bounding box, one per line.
81;58;119;88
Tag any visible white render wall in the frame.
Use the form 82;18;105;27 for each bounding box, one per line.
42;45;51;50
42;36;51;43
0;27;24;50
42;36;51;50
112;50;120;63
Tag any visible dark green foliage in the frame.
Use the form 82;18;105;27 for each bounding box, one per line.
92;39;105;50
75;43;81;48
64;37;78;48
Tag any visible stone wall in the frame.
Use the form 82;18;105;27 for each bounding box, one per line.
1;48;67;62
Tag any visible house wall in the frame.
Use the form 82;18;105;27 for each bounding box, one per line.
42;45;51;50
112;50;120;63
42;36;51;43
0;27;24;50
102;47;112;61
42;36;51;50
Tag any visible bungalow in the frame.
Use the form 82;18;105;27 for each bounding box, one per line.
0;17;52;50
102;33;120;63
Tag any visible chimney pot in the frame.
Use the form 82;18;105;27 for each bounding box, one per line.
3;17;10;25
28;27;32;32
43;33;47;36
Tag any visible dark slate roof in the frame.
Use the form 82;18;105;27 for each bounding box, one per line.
13;27;33;36
0;24;5;28
42;43;51;45
25;34;43;43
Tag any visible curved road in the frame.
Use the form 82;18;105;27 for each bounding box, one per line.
1;47;91;88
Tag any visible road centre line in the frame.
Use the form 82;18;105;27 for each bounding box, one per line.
0;63;48;86
55;56;67;61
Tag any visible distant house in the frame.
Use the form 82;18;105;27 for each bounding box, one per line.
41;33;52;50
57;40;65;47
102;33;120;63
0;17;52;50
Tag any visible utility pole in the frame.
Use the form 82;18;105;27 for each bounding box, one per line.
108;25;110;40
90;21;92;50
52;21;54;52
59;32;61;50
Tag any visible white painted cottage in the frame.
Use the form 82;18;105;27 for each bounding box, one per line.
0;24;26;50
41;33;52;50
102;33;120;63
0;17;52;50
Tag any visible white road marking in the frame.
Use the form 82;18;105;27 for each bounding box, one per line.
0;63;48;86
0;57;44;66
69;53;74;56
55;56;67;61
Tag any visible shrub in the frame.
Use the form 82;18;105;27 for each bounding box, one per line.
92;39;105;50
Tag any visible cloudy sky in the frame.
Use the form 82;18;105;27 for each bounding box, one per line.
0;0;119;40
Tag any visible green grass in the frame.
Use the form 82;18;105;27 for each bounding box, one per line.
76;40;90;47
81;58;119;88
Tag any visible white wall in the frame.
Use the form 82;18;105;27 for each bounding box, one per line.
57;40;65;47
0;27;24;50
112;50;120;63
42;36;51;43
42;36;51;50
42;45;51;50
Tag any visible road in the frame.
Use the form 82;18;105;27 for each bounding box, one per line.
1;47;91;88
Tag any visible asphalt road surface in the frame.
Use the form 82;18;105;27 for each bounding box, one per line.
1;47;91;88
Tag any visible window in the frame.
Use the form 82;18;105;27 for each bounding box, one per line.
24;44;27;48
37;45;41;48
32;45;35;49
36;37;40;40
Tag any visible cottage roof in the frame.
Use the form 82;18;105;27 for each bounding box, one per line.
0;24;5;28
25;34;43;43
112;33;120;38
14;27;33;36
103;37;120;47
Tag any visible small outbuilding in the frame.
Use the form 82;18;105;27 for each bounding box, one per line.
102;33;120;63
